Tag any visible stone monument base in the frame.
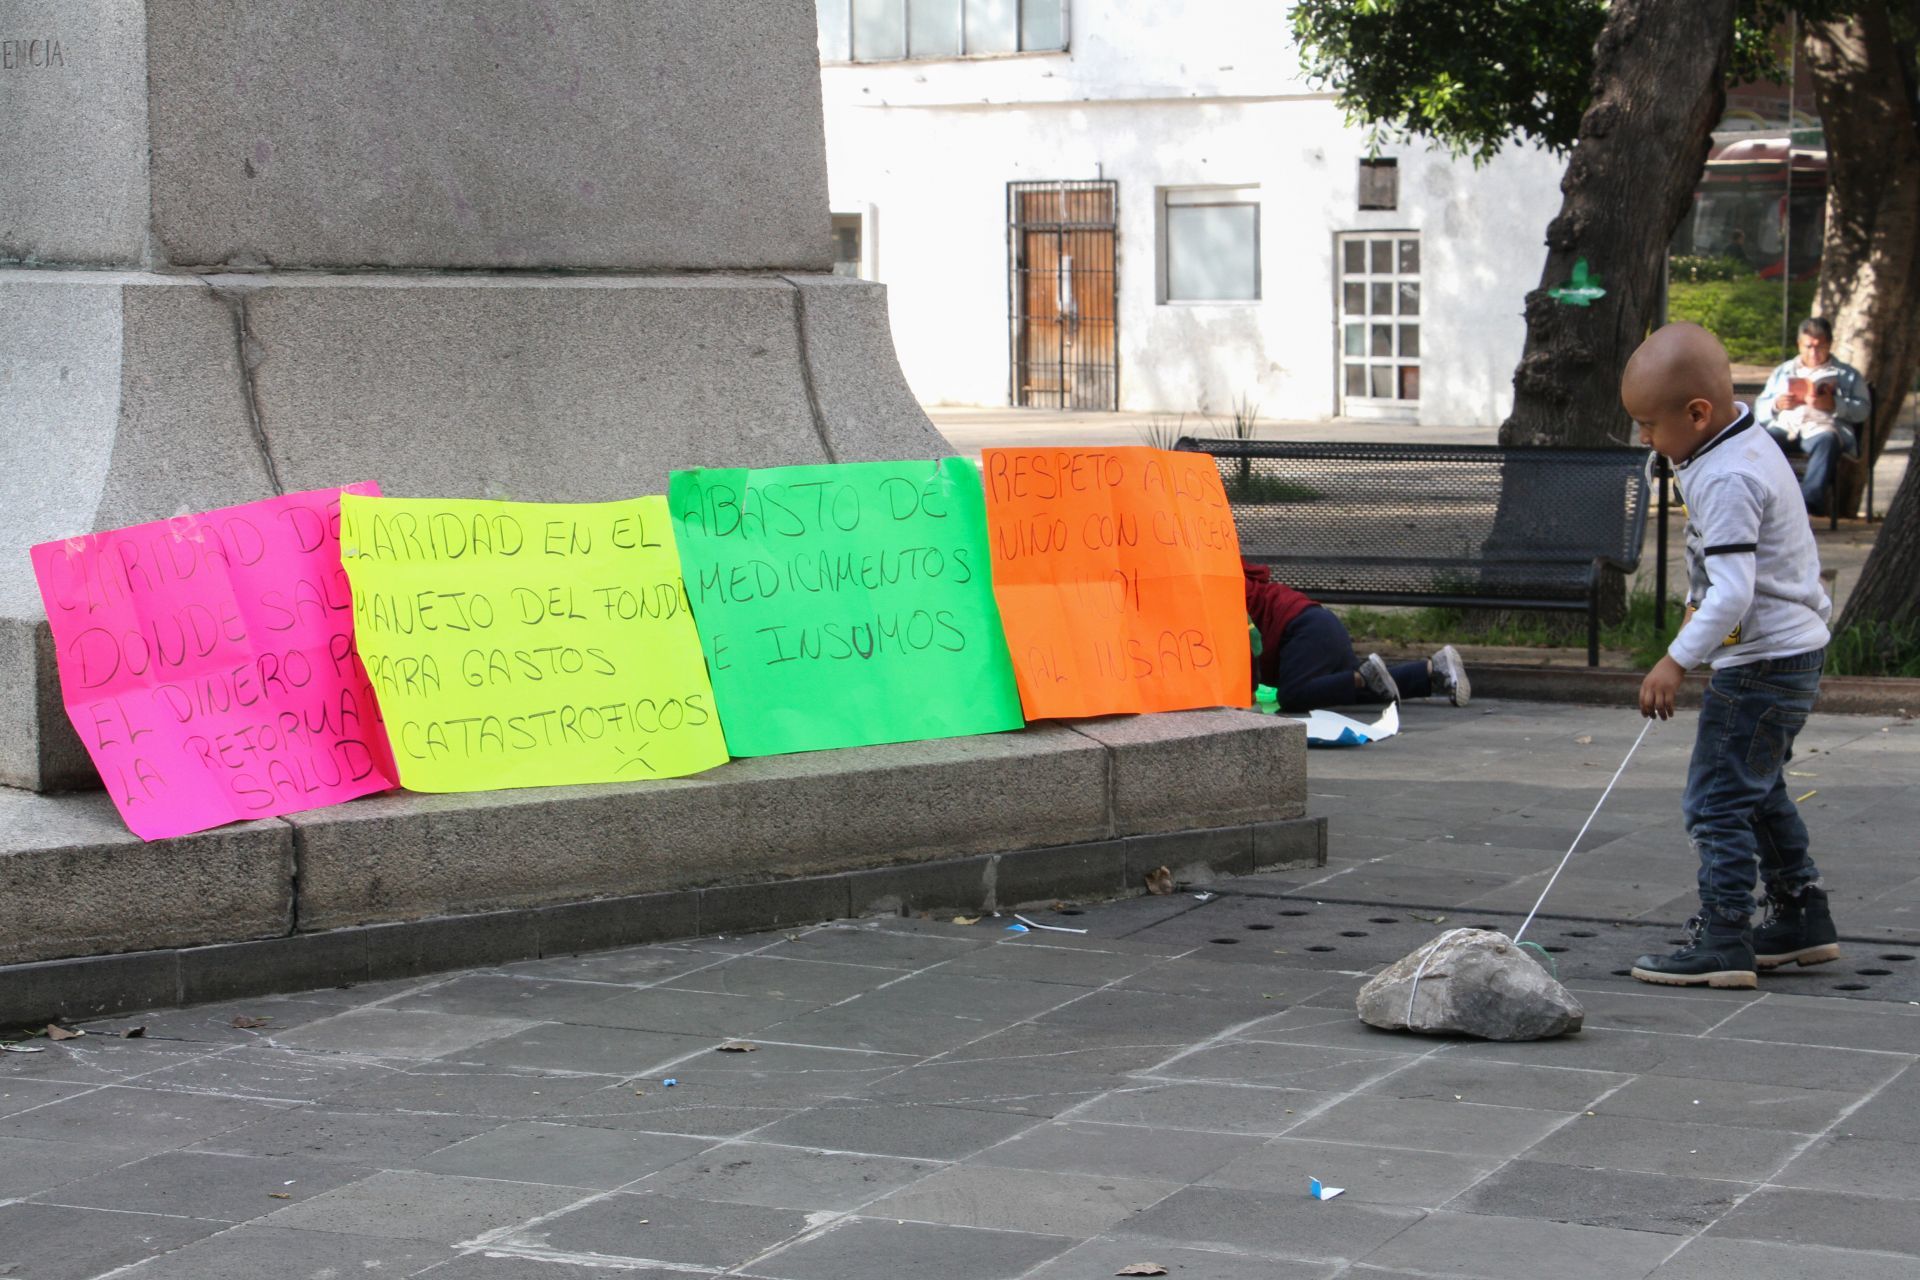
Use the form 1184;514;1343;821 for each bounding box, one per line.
0;711;1323;1027
1;267;944;792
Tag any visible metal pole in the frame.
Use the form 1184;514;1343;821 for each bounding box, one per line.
1655;457;1670;633
1780;16;1796;357
1866;385;1884;521
1008;184;1017;408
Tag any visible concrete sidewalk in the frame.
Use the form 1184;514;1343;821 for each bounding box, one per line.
2;699;1915;1279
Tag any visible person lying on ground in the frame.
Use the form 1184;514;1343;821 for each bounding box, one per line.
1243;560;1469;712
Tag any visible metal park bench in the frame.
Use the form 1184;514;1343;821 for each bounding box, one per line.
1175;438;1652;666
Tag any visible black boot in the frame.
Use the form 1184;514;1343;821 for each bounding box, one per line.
1754;885;1841;970
1630;916;1756;989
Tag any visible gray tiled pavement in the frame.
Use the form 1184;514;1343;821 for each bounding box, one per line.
2;700;1916;1278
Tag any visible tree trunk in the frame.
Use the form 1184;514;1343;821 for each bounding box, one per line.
1478;0;1733;634
1841;456;1920;636
1499;0;1736;448
1803;4;1920;529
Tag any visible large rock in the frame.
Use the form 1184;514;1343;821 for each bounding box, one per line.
1357;928;1585;1041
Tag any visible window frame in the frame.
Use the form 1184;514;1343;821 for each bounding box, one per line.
1335;230;1422;416
819;0;1070;64
1158;185;1263;305
1357;157;1399;212
830;206;879;280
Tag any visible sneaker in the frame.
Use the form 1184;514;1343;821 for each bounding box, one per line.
1357;653;1400;703
1630;915;1757;989
1429;645;1471;706
1754;884;1841;969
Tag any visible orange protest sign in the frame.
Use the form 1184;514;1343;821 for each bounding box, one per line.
982;447;1251;718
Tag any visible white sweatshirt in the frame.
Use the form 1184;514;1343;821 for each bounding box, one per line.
1669;406;1832;671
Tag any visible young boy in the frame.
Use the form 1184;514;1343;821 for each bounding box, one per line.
1621;323;1838;989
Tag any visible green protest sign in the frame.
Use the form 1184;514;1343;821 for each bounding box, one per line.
668;458;1024;757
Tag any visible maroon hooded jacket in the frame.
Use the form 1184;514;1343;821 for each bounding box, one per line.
1243;560;1318;688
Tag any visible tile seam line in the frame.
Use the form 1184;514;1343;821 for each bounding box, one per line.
1163;1037;1497;1275
89;1218;266;1280
0;1026;289;1125
385;926;880;1077
454;1240;723;1274
443;922;1095;1264
1645;1053;1920;1271
719;943;1270;1275
1417;1075;1666;1227
17;1199;228;1223
1696;989;1765;1038
1236;887;1920;947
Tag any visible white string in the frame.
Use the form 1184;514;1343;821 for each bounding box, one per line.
1404;926;1478;1024
1511;718;1655;946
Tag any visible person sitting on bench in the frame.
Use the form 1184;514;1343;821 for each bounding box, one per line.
1244;561;1470;711
1755;316;1870;517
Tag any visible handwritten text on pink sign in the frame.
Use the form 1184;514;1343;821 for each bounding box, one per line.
31;484;398;840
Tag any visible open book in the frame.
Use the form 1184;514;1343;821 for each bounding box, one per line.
1788;367;1839;407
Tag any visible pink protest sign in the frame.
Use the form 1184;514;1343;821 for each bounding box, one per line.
30;483;399;840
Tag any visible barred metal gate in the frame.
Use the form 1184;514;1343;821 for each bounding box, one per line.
1007;179;1118;410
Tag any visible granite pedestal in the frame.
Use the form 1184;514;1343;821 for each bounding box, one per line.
1;0;938;788
1;0;1319;1029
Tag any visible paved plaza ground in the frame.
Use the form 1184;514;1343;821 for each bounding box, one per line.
2;699;1916;1279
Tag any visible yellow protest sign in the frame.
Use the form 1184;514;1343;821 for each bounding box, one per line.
339;494;728;791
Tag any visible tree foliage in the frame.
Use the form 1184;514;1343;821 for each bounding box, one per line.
1293;0;1920;638
1288;1;1832;165
1288;0;1608;163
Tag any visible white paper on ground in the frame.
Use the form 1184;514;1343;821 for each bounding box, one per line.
1309;1177;1345;1200
1296;701;1399;747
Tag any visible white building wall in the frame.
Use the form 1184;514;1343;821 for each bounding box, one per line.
818;0;1565;427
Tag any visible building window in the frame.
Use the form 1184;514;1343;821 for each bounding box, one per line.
831;213;865;278
1358;158;1399;211
1161;187;1261;303
833;213;879;280
1338;232;1420;406
817;0;1068;62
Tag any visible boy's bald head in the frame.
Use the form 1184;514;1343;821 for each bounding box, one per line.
1621;323;1740;462
1622;323;1735;420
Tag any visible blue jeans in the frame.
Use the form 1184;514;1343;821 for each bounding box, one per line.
1765;426;1839;514
1683;649;1825;923
1272;606;1432;711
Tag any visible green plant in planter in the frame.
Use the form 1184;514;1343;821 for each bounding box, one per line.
1138;413;1188;451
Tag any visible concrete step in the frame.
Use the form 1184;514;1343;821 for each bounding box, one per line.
1;710;1324;1026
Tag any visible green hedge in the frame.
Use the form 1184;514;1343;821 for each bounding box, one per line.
1669;254;1751;284
1666;277;1816;365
